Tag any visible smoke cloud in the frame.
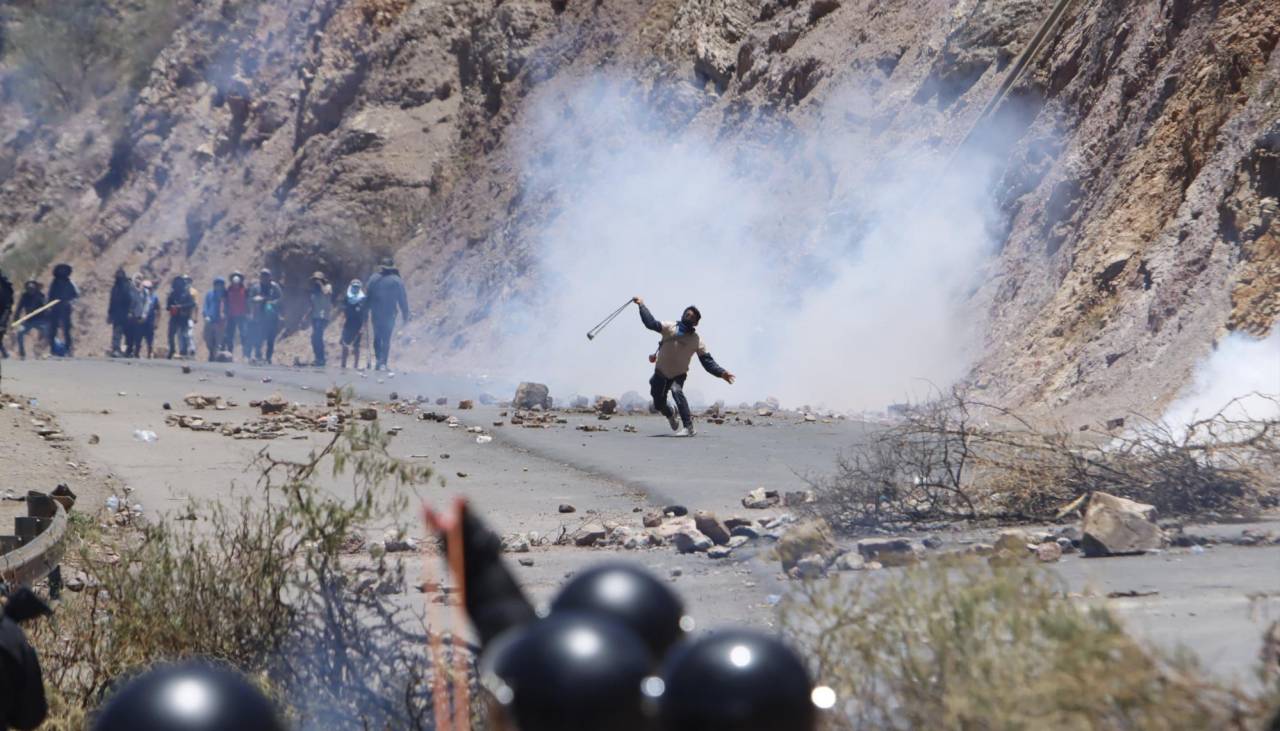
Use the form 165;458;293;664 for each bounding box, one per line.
1162;327;1280;430
498;78;1004;412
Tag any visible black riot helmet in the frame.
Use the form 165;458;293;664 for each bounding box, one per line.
550;562;689;658
90;660;286;731
653;629;824;731
479;612;653;731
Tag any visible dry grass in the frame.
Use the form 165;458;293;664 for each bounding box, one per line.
28;400;481;729
782;561;1280;730
810;390;1280;531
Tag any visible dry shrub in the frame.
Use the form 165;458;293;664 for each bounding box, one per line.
29;412;478;729
811;390;1279;531
782;561;1280;730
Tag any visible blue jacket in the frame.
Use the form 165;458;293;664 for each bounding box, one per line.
203;281;227;323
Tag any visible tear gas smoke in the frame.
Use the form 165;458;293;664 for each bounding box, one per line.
496;78;1003;412
1162;327;1280;431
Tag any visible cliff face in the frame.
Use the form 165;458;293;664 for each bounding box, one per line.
1;0;1276;414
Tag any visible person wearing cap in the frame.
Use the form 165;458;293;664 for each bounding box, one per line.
13;281;47;360
46;263;78;357
166;275;198;359
305;271;332;367
224;272;250;358
340;279;369;369
202;276;228;361
365;256;410;371
631;297;735;437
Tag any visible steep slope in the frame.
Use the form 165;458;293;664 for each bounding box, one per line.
0;0;1276;415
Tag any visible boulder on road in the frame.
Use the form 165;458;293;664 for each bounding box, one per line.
1082;492;1163;557
514;383;552;410
694;511;731;545
574;523;608;547
642;510;664;528
595;397;618;415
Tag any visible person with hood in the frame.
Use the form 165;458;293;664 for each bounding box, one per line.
13;281;47;360
0;268;13;359
340;279;368;370
202;277;228;361
0;587;51;730
305;271;332;367
249;268;283;364
123;274;145;358
224;271;250;358
632;297;735;437
136;280;160;358
107;268;135;357
365;257;410;371
166;275;198;359
46;263;78;356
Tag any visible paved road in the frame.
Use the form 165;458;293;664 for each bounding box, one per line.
3;357;1277;685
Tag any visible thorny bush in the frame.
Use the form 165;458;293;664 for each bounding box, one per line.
782;561;1280;730
810;390;1280;531
29;405;479;729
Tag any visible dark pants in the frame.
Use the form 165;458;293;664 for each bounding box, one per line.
0;316;8;358
204;320;224;360
167;317;188;358
372;314;395;369
225;316;247;356
111;322;127;354
124;319;141;357
16;322;46;358
310;317;327;366
49;305;72;355
650;370;691;429
254;317;279;363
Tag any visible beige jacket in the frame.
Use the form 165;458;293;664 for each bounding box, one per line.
655;321;708;379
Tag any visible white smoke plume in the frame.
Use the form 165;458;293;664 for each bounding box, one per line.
1162;327;1280;430
498;78;1005;412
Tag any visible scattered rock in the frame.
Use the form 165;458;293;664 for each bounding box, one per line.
856;537;922;567
673;530;714;554
724;516;753;531
358;407;378;421
595;397;618;415
730;525;761;540
994;529;1031;554
518;557;535;567
642;510;664;528
259;395;288;415
727;535;750;549
783;490;816;507
832;552;866;571
458;399;474;409
776;519;837;571
384;537;419;553
88;434;100;445
558;504;576;514
575;523;608;547
1035;542;1063;563
742;487;781;509
1082;492;1164;557
664;505;689;517
181;365;192;374
789;553;827;580
694;511;731;545
707;545;733;559
504;536;531;553
514;382;553;410
225;370;235;377
65;572;87;592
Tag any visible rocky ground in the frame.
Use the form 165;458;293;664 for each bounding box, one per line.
1;0;1277;418
1;356;1276;685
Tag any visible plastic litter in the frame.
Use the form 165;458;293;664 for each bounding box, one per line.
476;435;493;445
133;429;158;443
106;495;120;512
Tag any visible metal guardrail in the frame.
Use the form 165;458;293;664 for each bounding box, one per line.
0;490;68;588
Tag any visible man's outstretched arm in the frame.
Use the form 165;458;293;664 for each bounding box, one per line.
633;297;662;333
697;351;735;383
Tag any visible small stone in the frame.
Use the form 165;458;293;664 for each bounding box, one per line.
922;535;943;550
358;408;378;421
88;434;100;445
724;517;753;531
456;471;468;478
742;487;781;509
789;553;827;580
162;402;172;410
181;365;192;374
664;505;689;517
994;529;1031;554
225;370;235;377
730;525;761;540
670;568;683;578
727;535;750;549
783;490;815;507
458;400;474;409
642;510;664;528
707;546;733;559
518;557;535;567
833;552;866;571
559;504;577;514
856;537;922;567
1035;542;1063;563
65;572;88;592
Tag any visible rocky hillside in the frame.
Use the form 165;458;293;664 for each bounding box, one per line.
1;0;1276;415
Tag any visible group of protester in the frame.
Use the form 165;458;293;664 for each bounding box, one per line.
0;257;411;370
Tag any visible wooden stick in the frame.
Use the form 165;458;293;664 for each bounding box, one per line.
446;499;472;731
8;299;60;330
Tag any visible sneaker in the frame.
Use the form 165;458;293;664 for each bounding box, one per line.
666;412;680;431
674;427;692;437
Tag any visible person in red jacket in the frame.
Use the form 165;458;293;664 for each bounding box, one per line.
224;271;250;359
